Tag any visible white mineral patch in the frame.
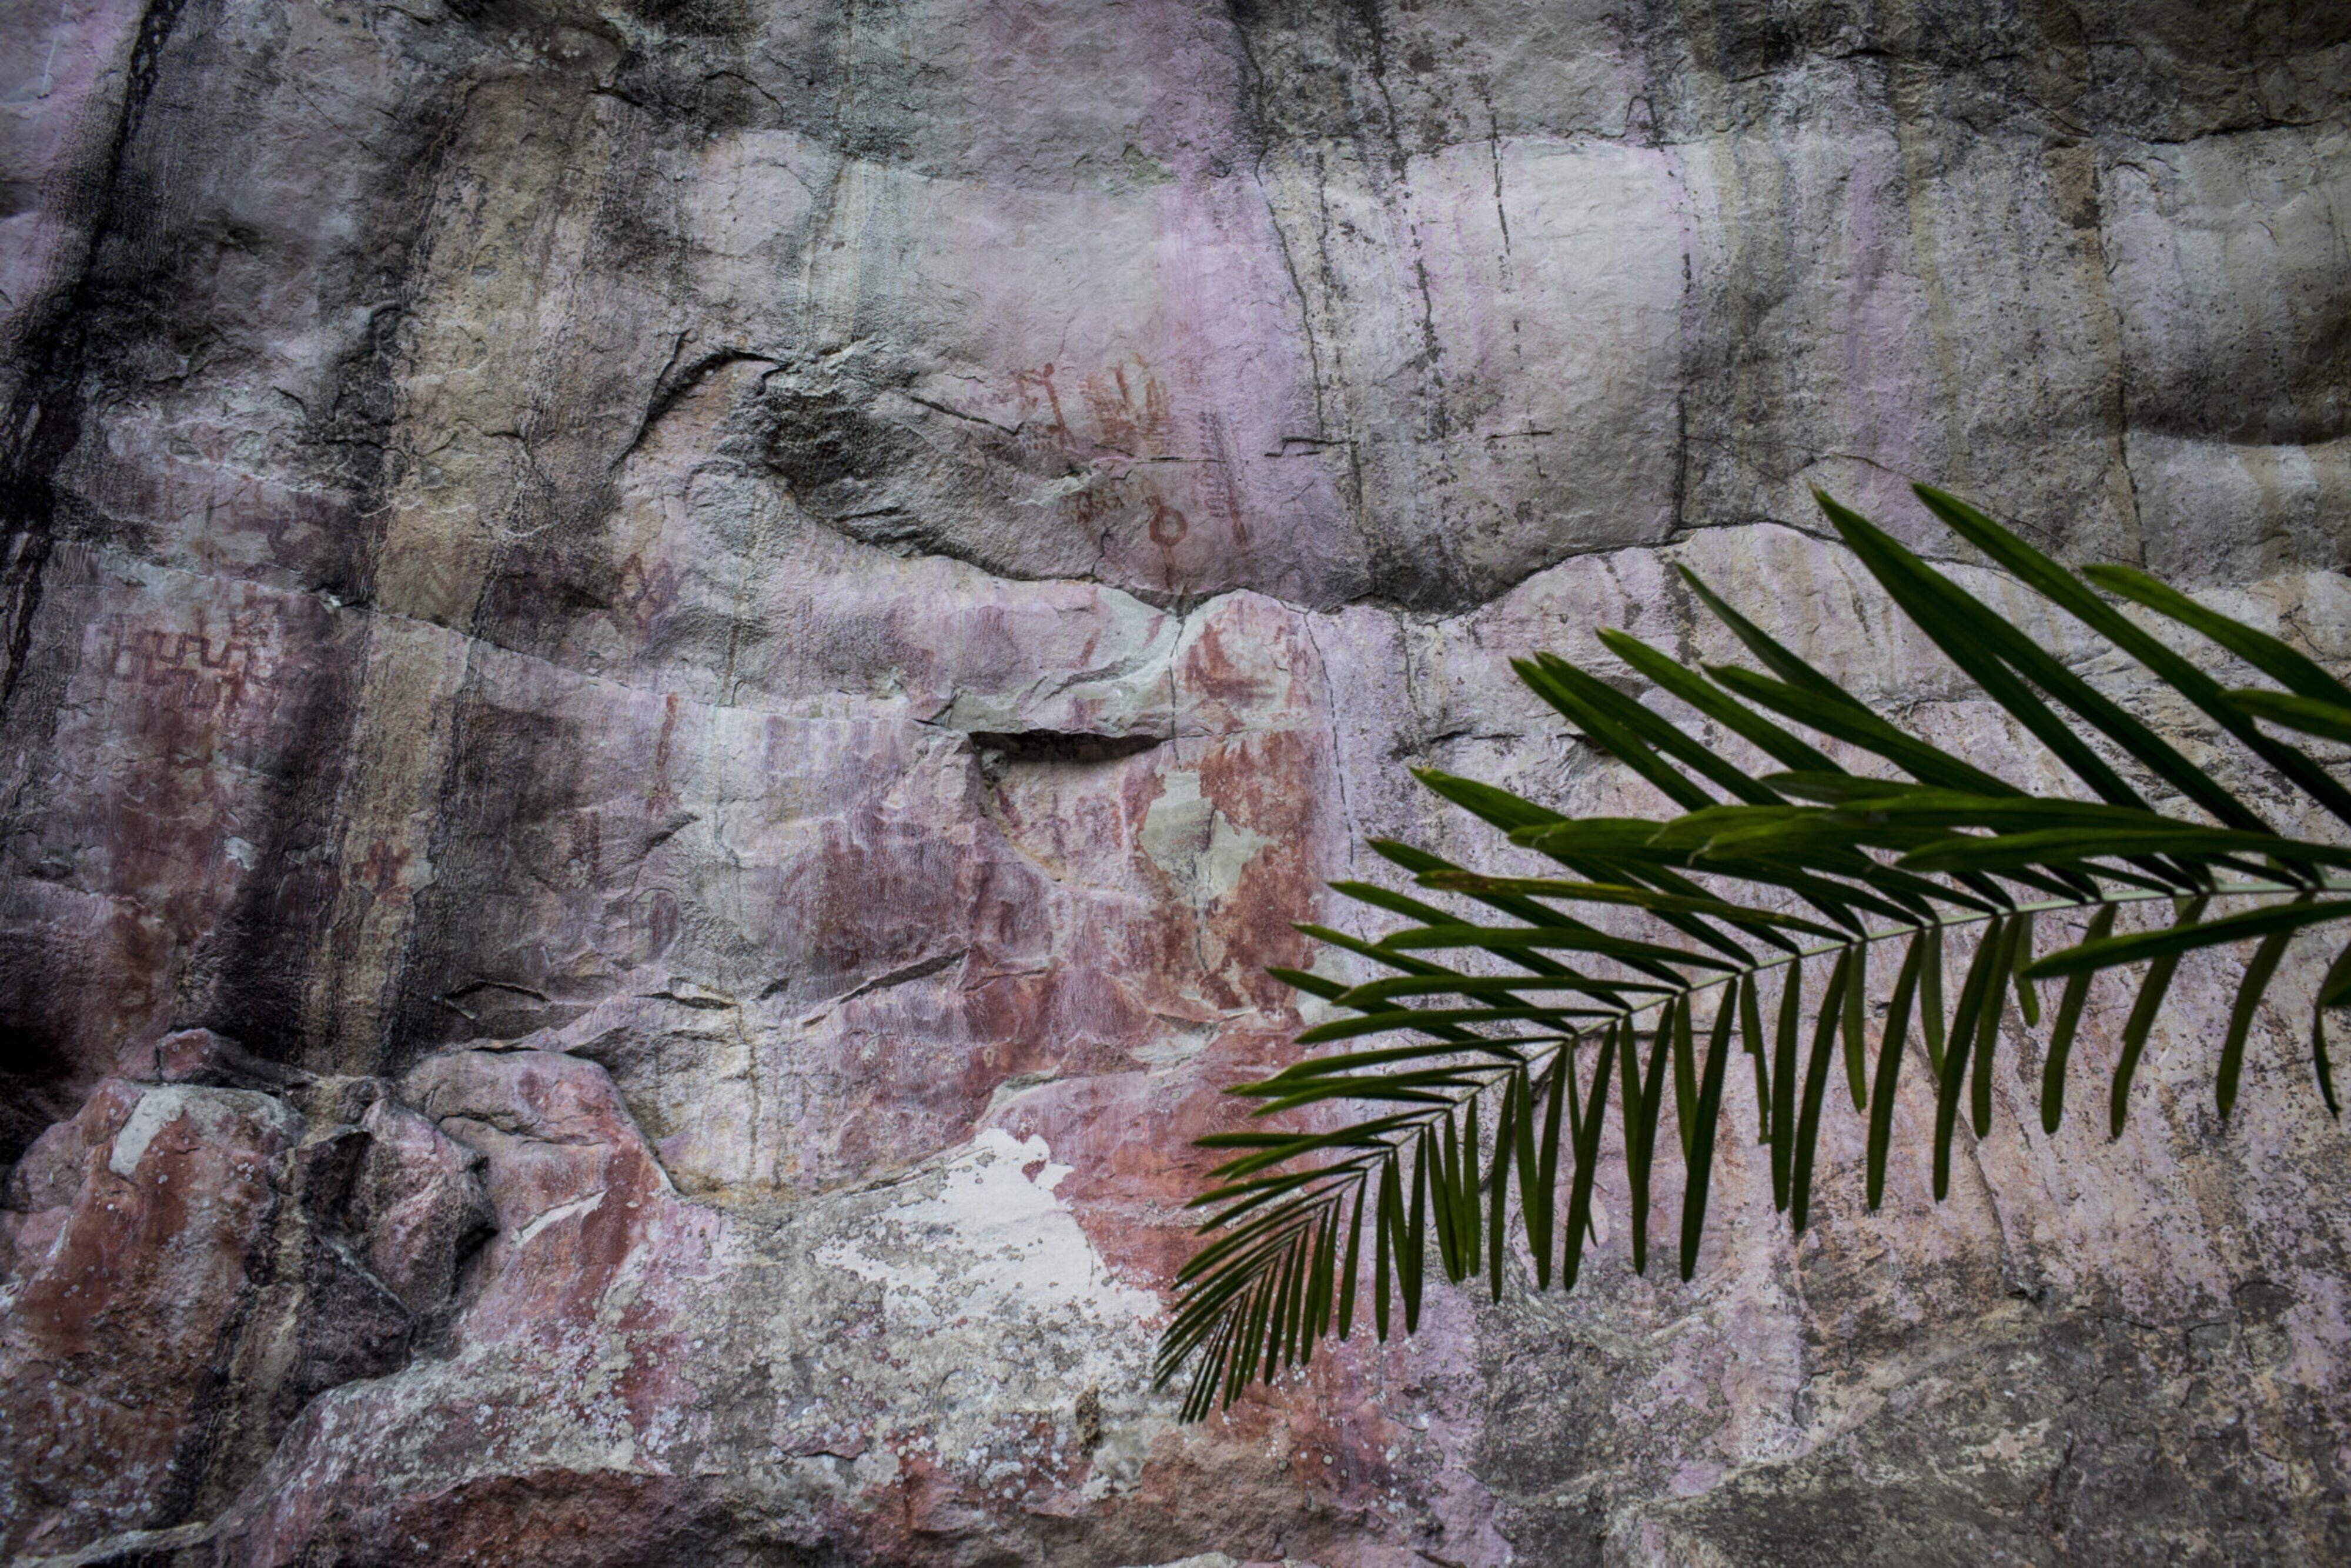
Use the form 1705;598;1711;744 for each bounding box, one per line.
818;1130;1160;1335
1140;770;1271;904
109;1086;297;1178
511;1188;608;1247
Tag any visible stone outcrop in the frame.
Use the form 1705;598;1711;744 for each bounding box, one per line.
2;1;2349;1562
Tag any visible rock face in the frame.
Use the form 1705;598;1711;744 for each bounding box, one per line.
2;1;2350;1562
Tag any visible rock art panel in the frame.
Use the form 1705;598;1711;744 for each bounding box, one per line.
2;1;2350;1563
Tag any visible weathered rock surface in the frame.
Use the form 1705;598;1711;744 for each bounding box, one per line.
2;1;2350;1562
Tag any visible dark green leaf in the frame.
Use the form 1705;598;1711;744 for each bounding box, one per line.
1514;1061;1550;1285
1710;852;1930;927
1900;827;2349;878
1267;965;1350;1002
1764;772;1938;805
1842;938;1869;1112
1404;1137;1427;1331
1597;628;1842;774
2315;941;2351;1118
1373;839;1686;970
1821;793;2175;831
1416;874;1840;939
1280;1225;1311;1367
1790;946;1851;1235
1623;1004;1671;1275
2029;899;2351;980
1511;821;1909;930
2112;898;2209;1138
1771;960;1801;1212
1515;656;1717;811
1330;878;1476;931
1235;1272;1269;1402
1412;860;1766;967
1649;803;1869;859
1944;917;2000;1078
1529;1050;1567;1287
1293;1007;1604;1045
1300;1205;1334;1363
1335;974;1664;1011
1186;1166;1327;1216
1868;932;1925;1210
1680;992;1738;1281
1534;650;1794;808
1709;665;2021;798
1824;492;2267;833
2042;904;2118;1134
1695;824;2094;910
1263;1240;1298;1381
1177;1322;1223;1417
2012;912;2041;1027
2321;940;2351;1009
1202;1121;1414;1181
1459;1095;1483;1281
1295;922;1462;982
1973;914;2024;1139
1375;1155;1397;1340
1673;989;1700;1161
1917;490;2351;828
1488;1078;1513;1301
1921;922;1947;1076
1346;867;1632;985
1243;1072;1493;1119
1165;485;2351;1420
2219;917;2300;1118
1432;1118;1462;1283
1178;1199;1326;1282
1382;923;1741;971
1253;1041;1531;1086
1935;920;2000;1201
2081;561;2351;708
1563;1024;1618;1289
1411;767;1567;835
1741;971;1770;1146
1246;1085;1470;1116
2226;688;2351;745
1163;1239;1293;1373
1678;567;1874;714
1337;1181;1364;1340
1913;490;2339;839
1509;817;1699;861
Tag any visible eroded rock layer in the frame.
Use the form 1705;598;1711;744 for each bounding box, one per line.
2;2;2350;1563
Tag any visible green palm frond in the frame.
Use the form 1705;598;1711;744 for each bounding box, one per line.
1155;483;2351;1421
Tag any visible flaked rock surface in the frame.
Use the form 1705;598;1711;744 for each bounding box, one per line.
2;2;2350;1563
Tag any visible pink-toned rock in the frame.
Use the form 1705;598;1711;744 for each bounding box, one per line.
113;1028;303;1089
0;1079;299;1554
3;1;2351;1563
345;1098;493;1316
189;1049;728;1566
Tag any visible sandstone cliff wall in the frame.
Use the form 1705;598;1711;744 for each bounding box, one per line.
3;3;2350;1563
